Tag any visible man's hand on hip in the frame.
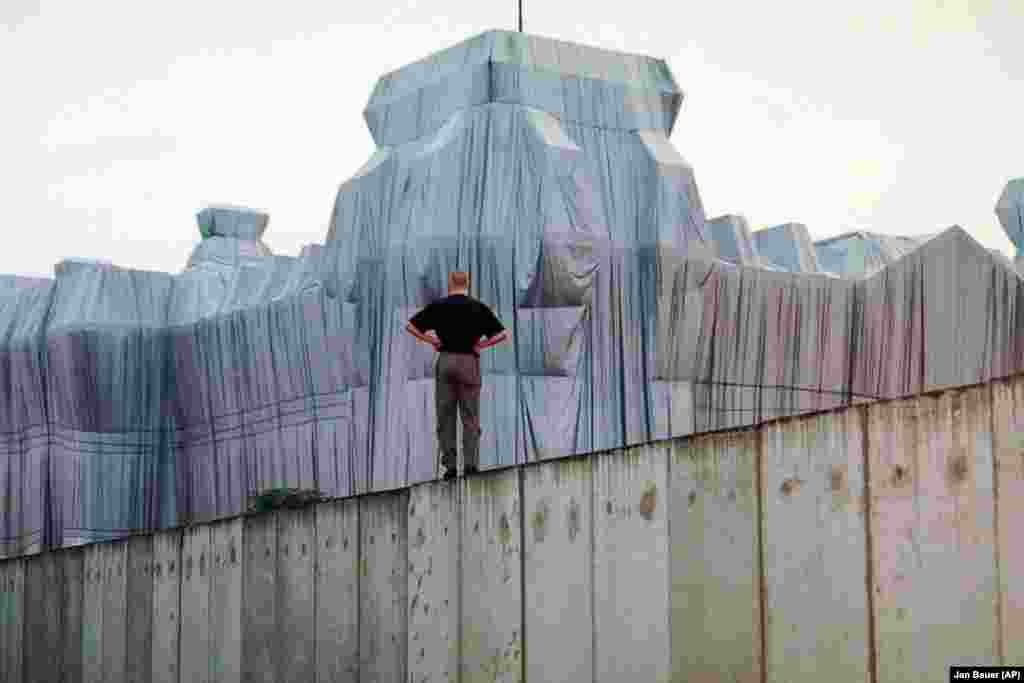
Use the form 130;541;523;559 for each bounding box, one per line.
405;322;442;351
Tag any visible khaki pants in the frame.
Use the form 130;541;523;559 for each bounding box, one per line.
435;352;481;471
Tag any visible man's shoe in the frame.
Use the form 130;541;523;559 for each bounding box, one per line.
442;468;458;481
464;465;479;476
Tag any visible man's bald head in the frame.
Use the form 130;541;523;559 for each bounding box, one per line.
448;271;470;294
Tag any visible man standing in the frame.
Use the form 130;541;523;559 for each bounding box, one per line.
405;272;509;480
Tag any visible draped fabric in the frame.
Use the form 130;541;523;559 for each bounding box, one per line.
1;29;1023;558
997;178;1024;272
813;230;932;278
752;222;823;273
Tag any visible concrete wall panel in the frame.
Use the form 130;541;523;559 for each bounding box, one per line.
83;543;128;683
24;550;81;683
63;549;86;683
315;499;360;683
81;545;103;683
461;468;522;683
992;378;1024;664
65;549;86;683
242;512;277;683
100;541;128;683
125;535;155;683
523;456;593;683
0;557;24;683
180;525;211;683
151;531;181;683
209;518;243;683
277;508;316;682
359;491;408;682
24;552;59;683
407;480;460;683
761;410;870;682
670;430;761;683
594;445;670;683
868;387;999;682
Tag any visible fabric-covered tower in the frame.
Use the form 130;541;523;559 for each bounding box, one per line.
997;178;1024;274
321;29;713;485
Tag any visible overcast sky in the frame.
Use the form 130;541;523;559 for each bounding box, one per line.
2;1;1021;278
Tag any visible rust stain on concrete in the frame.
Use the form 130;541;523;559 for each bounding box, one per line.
947;454;969;485
638;481;658;520
829;465;846;493
829;464;855;511
780;477;803;496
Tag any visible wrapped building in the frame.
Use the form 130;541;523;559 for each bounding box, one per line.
1;29;1022;558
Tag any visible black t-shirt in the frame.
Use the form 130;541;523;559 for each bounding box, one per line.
409;294;505;356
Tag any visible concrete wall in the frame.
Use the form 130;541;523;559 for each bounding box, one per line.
1;374;1022;682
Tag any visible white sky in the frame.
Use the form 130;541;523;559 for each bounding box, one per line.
2;1;1021;277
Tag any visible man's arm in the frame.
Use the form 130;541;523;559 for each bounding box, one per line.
474;329;510;353
406;322;440;349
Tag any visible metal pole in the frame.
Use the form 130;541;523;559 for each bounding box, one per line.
518;0;522;32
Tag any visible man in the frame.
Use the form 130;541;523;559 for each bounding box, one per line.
405;272;509;480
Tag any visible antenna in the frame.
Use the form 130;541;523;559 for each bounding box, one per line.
518;0;523;32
